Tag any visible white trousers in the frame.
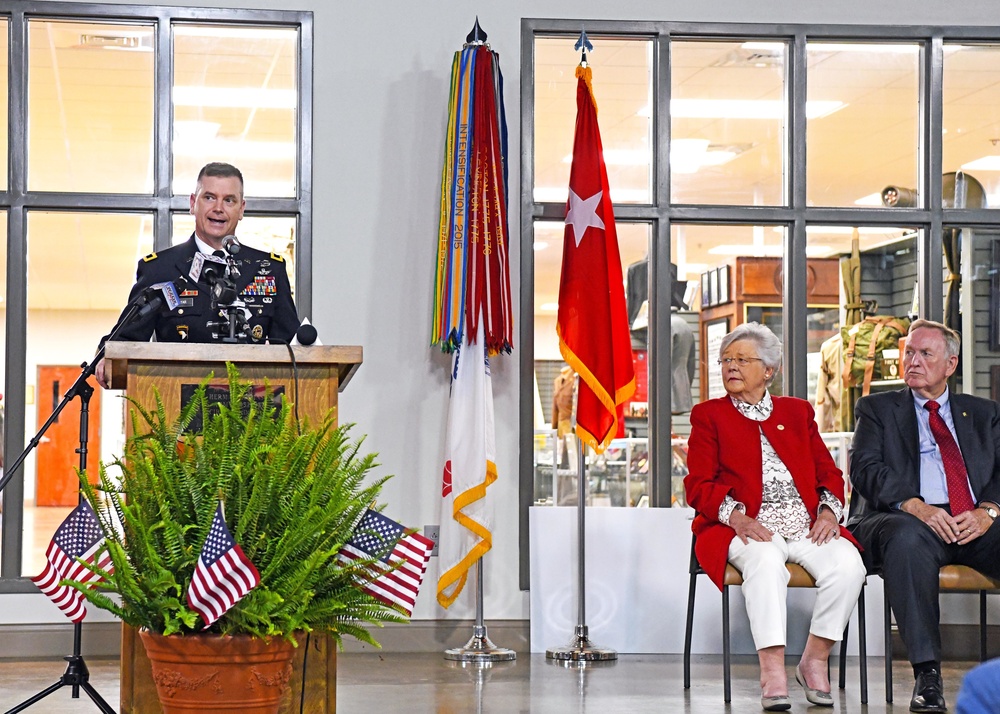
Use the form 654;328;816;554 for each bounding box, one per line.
727;533;866;651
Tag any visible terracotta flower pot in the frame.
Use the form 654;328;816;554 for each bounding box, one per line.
139;630;298;714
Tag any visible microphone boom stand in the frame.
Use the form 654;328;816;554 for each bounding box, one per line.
0;298;151;713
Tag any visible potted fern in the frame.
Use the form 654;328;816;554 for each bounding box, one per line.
69;364;410;713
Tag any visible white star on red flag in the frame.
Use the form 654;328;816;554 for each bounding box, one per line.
565;189;605;246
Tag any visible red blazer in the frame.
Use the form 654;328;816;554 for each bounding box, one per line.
684;395;860;589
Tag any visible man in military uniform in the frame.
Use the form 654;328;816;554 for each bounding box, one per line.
95;162;299;388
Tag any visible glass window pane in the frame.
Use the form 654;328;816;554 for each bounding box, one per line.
534;37;653;204
0;212;5;567
806;225;918;431
532;220;650;506
807;42;919;208
172;214;297;297
944;45;1000;208
670;40;786;206
28;21;154;193
960;226;1000;396
173;25;299;198
0;19;7;191
23;211;153;576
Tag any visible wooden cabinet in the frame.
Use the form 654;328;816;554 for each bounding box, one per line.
698;257;840;400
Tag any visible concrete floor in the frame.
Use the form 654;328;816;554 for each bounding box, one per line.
0;653;983;713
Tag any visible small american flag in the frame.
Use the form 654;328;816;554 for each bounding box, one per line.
186;502;260;628
31;500;112;623
337;509;434;617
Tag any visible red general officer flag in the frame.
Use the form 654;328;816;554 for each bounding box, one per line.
556;65;636;454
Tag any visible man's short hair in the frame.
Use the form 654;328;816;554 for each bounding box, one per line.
909;318;961;358
196;162;244;194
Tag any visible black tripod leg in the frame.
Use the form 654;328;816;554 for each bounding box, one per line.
4;681;66;713
4;654;117;714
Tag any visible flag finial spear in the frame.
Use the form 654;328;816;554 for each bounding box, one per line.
466;17;487;46
575;28;593;67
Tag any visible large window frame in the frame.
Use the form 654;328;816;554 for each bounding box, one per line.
520;19;1000;587
0;2;313;588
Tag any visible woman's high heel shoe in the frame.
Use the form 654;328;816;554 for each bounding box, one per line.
761;694;791;711
795;664;834;706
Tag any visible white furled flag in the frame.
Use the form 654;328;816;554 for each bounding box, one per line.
31;500;112;623
337;509;434;617
186;502;260;628
436;322;497;608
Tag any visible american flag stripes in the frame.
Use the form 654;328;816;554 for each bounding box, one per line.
337;509;434;617
31;500;112;623
186;502;260;628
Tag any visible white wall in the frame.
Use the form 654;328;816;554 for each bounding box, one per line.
13;0;1000;629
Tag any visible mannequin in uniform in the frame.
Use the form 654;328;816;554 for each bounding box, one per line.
624;259;696;414
552;366;576;467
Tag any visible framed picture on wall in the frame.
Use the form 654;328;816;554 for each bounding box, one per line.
717;265;730;304
709;268;719;307
700;272;711;308
705;317;730;399
991;241;1000;351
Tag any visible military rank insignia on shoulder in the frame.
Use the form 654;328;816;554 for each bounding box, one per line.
270;252;284;262
142;252;158;262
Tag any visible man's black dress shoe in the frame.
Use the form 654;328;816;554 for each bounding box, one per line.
910;669;946;713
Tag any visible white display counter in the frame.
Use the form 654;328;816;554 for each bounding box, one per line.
529;506;884;656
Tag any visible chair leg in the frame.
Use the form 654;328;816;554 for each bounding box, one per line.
838;621;848;690
884;583;893;703
859;586;868;705
980;591;988;662
683;571;697;689
723;584;732;704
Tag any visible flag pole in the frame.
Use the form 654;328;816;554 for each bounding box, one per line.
546;389;617;662
444;557;516;662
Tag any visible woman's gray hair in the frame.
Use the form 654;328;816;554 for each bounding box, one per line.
719;322;782;386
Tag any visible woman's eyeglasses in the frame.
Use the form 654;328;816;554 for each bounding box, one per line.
718;357;763;367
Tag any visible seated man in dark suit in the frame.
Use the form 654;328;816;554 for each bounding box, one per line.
849;319;1000;713
95;162;299;388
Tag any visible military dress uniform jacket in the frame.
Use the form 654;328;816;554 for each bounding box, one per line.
102;235;299;346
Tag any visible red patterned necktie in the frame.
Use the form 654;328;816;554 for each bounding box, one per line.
924;400;975;514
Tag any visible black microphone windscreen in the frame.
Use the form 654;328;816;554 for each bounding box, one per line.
296;323;318;346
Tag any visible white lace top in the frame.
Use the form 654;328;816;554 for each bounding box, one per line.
717;392;843;540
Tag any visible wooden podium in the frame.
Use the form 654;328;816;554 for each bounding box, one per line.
104;341;363;714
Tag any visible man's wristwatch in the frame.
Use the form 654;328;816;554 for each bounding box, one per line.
979;503;999;521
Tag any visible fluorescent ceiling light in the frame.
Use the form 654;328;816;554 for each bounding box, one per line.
173;25;297;40
669;99;845;120
533;241;549;251
539;302;559;312
173;86;296;109
173;139;295;160
670;139;709;174
707;244;833;257
962;155;1000;171
854;192;885;206
808;43;921;54
533;187;650;203
773;225;911;235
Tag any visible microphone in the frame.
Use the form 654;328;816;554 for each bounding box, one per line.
295;323;318;346
189;252;228;284
136;281;180;320
222;235;241;255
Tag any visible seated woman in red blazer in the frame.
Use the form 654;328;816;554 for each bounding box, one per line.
684;322;865;712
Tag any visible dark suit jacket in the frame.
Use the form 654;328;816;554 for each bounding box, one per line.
848;387;1000;526
101;235;299;346
684;394;859;589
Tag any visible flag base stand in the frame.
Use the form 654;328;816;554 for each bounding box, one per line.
546;624;618;662
444;624;517;663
